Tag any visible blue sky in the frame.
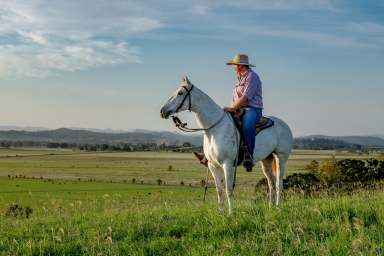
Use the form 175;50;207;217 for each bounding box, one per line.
0;0;383;136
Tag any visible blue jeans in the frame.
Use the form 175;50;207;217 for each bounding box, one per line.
242;107;262;157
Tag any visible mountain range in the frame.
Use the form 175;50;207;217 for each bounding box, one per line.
0;128;202;145
301;135;384;147
0;126;383;147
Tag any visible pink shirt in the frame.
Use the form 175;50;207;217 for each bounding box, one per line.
232;69;263;108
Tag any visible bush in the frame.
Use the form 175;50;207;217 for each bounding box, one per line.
303;160;319;176
318;155;340;185
284;173;320;191
337;158;384;182
255;157;384;194
255;178;268;189
5;204;33;218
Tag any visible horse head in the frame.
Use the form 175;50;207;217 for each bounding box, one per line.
160;76;194;119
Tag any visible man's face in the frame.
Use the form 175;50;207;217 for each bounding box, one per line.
234;65;247;76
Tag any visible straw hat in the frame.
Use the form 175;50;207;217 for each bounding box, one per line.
226;53;255;67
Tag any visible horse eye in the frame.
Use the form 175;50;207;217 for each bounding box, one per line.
177;91;183;95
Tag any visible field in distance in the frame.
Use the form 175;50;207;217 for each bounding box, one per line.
0;148;375;186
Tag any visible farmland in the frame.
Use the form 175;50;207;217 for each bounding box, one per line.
0;148;383;255
0;148;374;186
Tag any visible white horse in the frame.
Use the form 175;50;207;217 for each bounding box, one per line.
160;77;293;215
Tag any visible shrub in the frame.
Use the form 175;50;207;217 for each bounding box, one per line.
284;173;320;192
304;160;319;176
255;177;268;189
5;204;33;218
319;155;340;185
337;159;367;182
365;158;384;180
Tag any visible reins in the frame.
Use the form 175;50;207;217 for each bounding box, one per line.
171;114;226;133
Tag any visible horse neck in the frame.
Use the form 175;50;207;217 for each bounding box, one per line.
190;87;224;134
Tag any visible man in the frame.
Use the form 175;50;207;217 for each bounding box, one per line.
193;53;263;172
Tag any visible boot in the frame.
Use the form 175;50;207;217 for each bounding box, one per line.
192;151;208;167
243;151;254;172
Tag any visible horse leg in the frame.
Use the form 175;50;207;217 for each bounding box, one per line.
261;157;276;207
222;161;235;215
208;162;225;212
274;154;286;206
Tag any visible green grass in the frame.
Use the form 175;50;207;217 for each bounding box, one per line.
0;149;382;255
0;177;383;255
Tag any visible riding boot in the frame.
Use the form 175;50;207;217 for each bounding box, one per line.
243;149;254;172
192;151;208;167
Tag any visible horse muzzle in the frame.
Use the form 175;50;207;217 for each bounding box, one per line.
160;107;171;119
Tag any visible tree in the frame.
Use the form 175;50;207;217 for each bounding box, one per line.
319;155;339;185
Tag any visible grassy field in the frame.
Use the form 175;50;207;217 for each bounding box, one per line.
0;148;375;186
0;148;382;255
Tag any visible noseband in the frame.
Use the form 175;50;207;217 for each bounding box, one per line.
171;84;226;133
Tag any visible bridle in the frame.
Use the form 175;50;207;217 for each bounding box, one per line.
175;84;194;113
171;84;226;133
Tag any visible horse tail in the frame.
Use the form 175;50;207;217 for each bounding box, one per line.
266;153;277;176
272;156;277;174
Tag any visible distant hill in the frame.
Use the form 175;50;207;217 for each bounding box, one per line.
0;128;203;146
0;126;383;149
294;137;363;150
0;126;48;132
301;135;384;147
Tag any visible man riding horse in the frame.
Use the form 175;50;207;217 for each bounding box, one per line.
193;53;263;172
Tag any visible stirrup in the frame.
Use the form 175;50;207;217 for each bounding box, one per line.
243;152;254;172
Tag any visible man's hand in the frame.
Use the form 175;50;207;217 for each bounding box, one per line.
223;106;236;113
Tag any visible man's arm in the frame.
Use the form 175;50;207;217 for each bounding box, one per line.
224;95;248;112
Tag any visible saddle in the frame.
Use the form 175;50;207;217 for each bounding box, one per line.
230;111;274;166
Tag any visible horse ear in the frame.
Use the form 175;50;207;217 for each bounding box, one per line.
184;76;190;84
181;76;190;86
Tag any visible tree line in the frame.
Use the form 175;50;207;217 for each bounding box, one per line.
0;140;200;152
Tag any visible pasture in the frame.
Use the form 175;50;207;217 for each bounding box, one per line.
0;148;374;186
0;148;383;255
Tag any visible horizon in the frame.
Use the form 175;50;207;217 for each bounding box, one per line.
1;1;383;136
0;124;383;138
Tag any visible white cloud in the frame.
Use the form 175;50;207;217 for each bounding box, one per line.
0;1;161;78
0;41;140;78
18;31;48;45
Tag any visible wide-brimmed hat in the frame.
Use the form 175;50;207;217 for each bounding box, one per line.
226;53;255;67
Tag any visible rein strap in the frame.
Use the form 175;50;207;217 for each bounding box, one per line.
172;113;226;132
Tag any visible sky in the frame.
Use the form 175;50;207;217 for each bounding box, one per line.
0;0;383;136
